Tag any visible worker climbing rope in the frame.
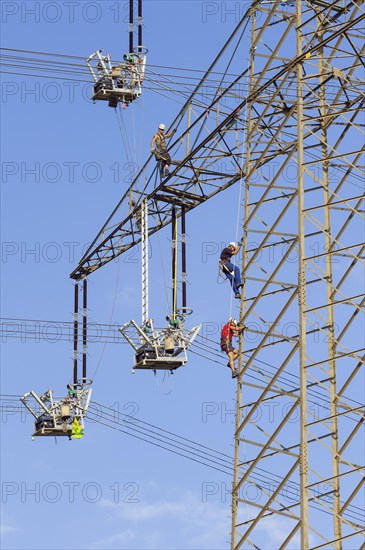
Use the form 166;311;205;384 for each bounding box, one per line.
219;241;243;298
220;318;245;378
151;123;176;178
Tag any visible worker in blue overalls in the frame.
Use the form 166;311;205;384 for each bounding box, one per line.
219;241;243;299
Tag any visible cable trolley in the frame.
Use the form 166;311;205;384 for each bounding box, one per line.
86;0;147;108
20;379;92;440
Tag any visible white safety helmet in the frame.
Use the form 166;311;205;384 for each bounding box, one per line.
229;317;238;325
159;123;166;130
229;241;236;247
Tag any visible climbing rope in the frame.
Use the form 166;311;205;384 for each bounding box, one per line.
228;102;249;323
173;217;178;320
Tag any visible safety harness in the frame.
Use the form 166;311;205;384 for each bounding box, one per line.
219;259;234;276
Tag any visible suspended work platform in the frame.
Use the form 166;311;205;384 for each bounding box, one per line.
120;318;201;372
86;50;147;108
20;380;92;439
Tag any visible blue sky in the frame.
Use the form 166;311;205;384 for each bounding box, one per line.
1;2;255;549
2;2;364;549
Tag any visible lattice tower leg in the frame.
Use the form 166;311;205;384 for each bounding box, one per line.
230;2;364;548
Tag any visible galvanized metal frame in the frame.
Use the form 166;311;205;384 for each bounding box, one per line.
232;1;364;548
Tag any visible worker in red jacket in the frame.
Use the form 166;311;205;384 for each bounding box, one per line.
220;318;245;378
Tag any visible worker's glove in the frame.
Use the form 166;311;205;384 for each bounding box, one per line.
172;129;177;135
150;147;155;154
238;239;243;246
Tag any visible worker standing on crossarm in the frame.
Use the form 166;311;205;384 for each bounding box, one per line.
219;241;243;298
220;318;245;378
151;123;176;178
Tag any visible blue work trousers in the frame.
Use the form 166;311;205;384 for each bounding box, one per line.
223;262;241;294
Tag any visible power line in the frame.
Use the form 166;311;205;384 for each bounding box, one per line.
2;317;364;417
2;395;363;524
2;48;359;109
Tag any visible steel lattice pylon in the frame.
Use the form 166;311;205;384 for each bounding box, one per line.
68;1;364;547
232;1;364;549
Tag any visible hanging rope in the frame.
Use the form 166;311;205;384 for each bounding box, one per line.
173;215;178;319
228;103;249;322
157;231;171;313
154;370;173;396
91;257;122;381
131;101;136;167
114;105;137;170
138;93;145;175
114;107;130;163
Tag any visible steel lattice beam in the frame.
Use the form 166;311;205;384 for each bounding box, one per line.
70;3;364;281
